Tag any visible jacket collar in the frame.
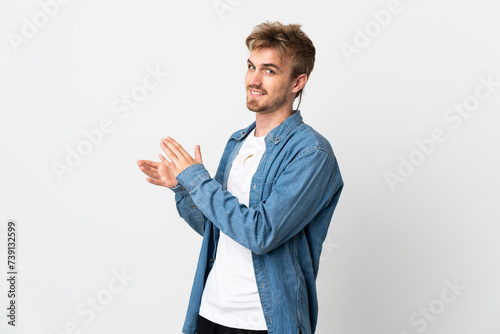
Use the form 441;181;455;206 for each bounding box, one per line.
232;110;303;145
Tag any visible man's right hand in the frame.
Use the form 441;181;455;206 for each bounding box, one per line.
137;159;178;188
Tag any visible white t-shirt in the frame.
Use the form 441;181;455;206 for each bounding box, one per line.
199;128;267;330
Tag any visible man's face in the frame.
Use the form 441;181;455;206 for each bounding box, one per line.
245;47;296;113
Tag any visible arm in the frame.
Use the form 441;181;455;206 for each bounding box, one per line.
175;148;342;255
170;183;208;236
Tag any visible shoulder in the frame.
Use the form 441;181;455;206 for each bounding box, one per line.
287;122;337;164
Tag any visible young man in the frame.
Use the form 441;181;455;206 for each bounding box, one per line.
137;22;343;334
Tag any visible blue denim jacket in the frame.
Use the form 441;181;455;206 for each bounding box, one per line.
171;110;343;334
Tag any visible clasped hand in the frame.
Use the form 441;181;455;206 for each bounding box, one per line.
137;137;202;188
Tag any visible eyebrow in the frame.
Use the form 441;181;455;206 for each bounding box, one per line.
247;59;282;73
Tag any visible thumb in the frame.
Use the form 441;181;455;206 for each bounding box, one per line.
194;145;203;164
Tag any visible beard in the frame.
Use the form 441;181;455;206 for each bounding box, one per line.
246;87;288;113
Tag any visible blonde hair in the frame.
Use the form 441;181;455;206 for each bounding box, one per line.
245;21;316;105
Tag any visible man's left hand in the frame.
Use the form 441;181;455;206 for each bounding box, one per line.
159;136;203;177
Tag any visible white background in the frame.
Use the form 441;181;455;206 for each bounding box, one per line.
1;0;499;333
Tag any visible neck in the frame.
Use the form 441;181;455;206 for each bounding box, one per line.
254;105;295;137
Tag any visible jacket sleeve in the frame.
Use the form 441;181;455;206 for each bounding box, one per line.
175;148;343;255
170;183;208;237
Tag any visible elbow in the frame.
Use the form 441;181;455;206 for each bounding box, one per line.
247;217;281;255
249;234;277;256
251;246;269;256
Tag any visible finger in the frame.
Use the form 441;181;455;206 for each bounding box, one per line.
137;160;160;173
194;145;202;164
164;137;192;161
160;140;178;164
137;160;159;172
137;160;160;170
146;177;164;187
137;160;160;167
139;165;159;179
159;154;174;169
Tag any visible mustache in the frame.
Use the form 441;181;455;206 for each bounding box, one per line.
247;86;267;94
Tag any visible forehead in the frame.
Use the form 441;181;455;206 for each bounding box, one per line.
248;47;291;67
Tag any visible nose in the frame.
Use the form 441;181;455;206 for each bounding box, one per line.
248;70;262;88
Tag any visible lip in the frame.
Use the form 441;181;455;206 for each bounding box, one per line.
249;89;266;98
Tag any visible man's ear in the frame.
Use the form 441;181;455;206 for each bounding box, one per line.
291;74;308;94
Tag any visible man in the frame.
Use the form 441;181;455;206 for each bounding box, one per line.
137;21;343;334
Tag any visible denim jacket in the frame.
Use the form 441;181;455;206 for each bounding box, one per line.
171;110;343;334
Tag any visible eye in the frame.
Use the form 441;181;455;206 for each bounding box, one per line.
265;69;275;74
248;64;255;70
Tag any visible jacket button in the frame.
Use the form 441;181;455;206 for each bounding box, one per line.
209;258;213;263
193;206;196;209
180;187;184;190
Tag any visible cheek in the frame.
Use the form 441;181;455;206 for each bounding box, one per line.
245;72;252;86
269;79;286;94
